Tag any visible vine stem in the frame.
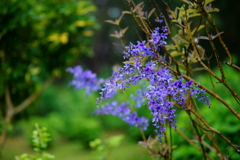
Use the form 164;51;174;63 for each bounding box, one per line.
159;62;240;119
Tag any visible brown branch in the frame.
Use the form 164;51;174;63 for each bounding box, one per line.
189;108;240;154
204;132;225;159
177;130;214;160
5;85;15;123
194;0;232;64
202;18;226;82
196;58;240;104
14;77;54;114
189;115;207;160
163;46;180;74
225;62;240;71
160;63;240;119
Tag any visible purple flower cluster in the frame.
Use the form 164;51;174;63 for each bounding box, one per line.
150;27;168;50
130;87;146;108
67;16;211;138
97;17;210;137
94;101;149;130
66;65;104;95
123;20;168;59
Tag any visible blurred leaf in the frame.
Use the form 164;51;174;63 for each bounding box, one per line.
171;51;183;57
205;0;215;6
188;13;201;18
191;25;205;35
105;20;116;25
115;14;124;26
133;2;144;13
186;9;198;14
148;8;155;18
198;32;224;40
122;10;132;14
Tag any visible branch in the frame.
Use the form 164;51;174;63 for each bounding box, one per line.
14;77;54;114
5;85;15;123
224;62;240;71
161;63;240;119
189;107;240;154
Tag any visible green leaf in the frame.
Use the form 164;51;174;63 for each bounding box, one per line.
186;9;198;14
188;13;201;18
171;51;183;57
191;25;205;35
204;0;215;6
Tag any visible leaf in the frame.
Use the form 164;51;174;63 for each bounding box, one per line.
148;8;155;18
138;136;158;149
171;19;179;23
133;2;144;12
205;0;215;6
186;9;198;14
140;55;150;65
136;15;147;19
176;34;189;44
198;32;224;40
191;25;205;35
122;11;132;14
181;0;193;5
188;13;201;18
168;9;177;19
120;27;129;35
147;136;159;149
191;67;205;71
165;45;179;50
123;60;135;64
196;44;205;58
197;36;209;40
115;14;124;25
104;20;116;25
205;4;220;13
171;51;183;57
110;33;118;38
138;141;148;148
110;27;129;39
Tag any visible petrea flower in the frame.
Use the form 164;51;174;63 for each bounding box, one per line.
96;16;210;138
130;86;147;108
67;65;104;95
66;15;211;141
150;27;168;50
94;101;149;130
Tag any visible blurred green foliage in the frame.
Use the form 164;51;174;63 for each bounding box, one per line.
13;64;240;159
0;0;98;109
17;86;103;148
172;63;240;159
89;135;124;160
15;124;54;160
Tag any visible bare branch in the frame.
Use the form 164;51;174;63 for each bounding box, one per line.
14;77;54;114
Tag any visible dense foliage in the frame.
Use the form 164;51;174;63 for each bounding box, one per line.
0;0;98;151
68;0;240;159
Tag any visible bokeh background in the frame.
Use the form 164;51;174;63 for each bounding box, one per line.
1;0;239;159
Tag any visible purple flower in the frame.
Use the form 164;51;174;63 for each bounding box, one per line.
67;14;210;139
95;101;149;130
66;66;103;95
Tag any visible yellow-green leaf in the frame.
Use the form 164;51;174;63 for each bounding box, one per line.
205;0;215;6
188;13;201;18
171;51;183;57
186;9;198;14
191;25;205;35
122;11;132;14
